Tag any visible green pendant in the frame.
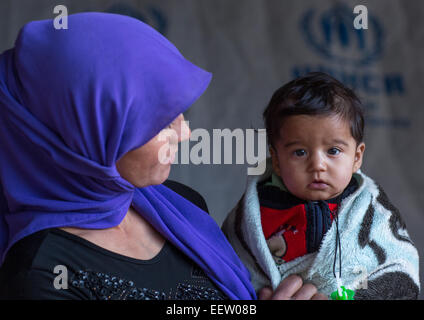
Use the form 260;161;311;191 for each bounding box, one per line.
330;286;355;300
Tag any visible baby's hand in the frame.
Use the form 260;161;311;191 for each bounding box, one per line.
258;274;328;300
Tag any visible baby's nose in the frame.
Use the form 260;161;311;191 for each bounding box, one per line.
309;153;326;171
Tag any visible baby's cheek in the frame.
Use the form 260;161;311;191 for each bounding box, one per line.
336;170;354;189
283;177;303;196
279;171;293;188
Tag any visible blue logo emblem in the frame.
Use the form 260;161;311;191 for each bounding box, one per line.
300;4;383;66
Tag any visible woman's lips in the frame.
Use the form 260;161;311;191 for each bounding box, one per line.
308;181;329;190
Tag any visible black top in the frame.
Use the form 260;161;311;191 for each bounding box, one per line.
0;180;226;300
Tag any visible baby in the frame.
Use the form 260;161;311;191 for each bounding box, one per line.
222;72;420;299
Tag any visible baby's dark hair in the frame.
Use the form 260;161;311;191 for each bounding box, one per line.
263;72;364;147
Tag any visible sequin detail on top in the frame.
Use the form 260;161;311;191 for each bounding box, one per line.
71;270;166;300
71;270;226;300
175;283;225;300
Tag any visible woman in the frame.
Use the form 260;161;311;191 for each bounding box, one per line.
0;12;323;300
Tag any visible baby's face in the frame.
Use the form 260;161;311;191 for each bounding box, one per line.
270;114;365;201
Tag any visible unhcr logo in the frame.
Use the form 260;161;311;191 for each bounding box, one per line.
300;4;383;66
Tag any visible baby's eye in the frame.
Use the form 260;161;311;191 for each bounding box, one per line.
328;147;341;155
293;149;307;157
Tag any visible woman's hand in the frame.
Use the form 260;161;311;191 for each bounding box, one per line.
258;274;328;300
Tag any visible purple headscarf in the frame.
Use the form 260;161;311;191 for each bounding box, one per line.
0;12;256;300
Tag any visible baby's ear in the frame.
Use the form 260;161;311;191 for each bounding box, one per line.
269;146;281;176
353;142;366;172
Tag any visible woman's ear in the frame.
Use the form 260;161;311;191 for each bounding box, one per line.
269;146;281;176
353;142;366;172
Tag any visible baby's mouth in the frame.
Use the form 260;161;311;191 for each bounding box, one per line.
308;180;329;190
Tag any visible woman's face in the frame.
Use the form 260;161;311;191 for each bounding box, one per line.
116;114;191;187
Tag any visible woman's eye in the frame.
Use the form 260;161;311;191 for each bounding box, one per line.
294;149;306;157
328;148;341;155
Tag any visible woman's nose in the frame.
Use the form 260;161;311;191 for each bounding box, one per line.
179;115;191;142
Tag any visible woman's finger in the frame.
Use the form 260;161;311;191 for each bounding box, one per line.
291;282;318;300
270;274;303;300
311;292;329;300
258;286;273;300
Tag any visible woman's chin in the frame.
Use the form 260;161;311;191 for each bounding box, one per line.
152;165;172;185
130;163;172;188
